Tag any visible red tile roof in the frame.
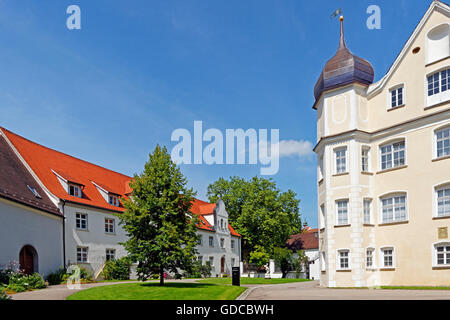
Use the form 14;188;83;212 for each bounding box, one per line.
1;127;240;236
286;228;319;250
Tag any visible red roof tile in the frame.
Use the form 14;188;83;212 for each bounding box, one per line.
2;127;240;236
286;228;319;250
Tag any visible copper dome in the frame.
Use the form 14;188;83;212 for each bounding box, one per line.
314;17;374;102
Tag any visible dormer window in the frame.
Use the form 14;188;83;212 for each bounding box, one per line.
27;185;42;199
108;195;119;207
69;184;82;198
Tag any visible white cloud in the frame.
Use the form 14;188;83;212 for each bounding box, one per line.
277;139;314;159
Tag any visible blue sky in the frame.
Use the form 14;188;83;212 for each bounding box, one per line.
0;0;434;227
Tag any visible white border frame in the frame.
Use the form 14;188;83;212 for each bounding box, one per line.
336;248;351;271
378;191;408;224
379;246;396;269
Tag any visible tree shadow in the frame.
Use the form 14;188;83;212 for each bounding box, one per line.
140;282;217;289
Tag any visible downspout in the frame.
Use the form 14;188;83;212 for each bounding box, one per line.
62;200;66;269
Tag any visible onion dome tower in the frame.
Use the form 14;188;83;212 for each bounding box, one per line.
314;16;375;103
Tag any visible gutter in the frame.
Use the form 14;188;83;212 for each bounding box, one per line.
62;199;67;269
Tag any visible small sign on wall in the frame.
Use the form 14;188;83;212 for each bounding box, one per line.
438;227;448;239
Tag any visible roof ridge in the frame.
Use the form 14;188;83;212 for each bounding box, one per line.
1;127;133;180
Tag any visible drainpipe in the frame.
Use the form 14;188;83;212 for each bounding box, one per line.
62;200;66;269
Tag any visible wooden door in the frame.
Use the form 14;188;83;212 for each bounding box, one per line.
19;246;35;275
221;256;225;273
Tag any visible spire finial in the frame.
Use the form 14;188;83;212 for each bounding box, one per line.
339;15;346;49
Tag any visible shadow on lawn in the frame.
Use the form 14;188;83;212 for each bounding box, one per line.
140;282;218;289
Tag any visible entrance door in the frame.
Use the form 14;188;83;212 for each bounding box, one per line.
221;256;225;273
19;245;37;275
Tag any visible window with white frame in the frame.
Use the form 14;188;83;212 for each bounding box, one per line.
361;147;370;172
231;258;235;267
199;235;203;246
390;86;404;109
76;213;88;230
381;248;394;268
336;200;349;225
209;236;214;247
335;148;347;174
220;238;225;248
108;194;119;207
105;218;115;234
69;184;82;198
231;239;235;251
427;68;450;106
427;24;450;64
321;252;326;271
437;186;450;217
208;257;214;269
319;155;324;180
366;248;374;268
435;243;450;266
106;249;115;261
198;256;203;264
436;127;450;159
337;250;350;270
77;247;88;263
320;204;326;229
381;194;407;223
380;141;405;170
363;199;372;224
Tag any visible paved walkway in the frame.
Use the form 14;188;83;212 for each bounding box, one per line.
10;279;198;300
244;280;450;300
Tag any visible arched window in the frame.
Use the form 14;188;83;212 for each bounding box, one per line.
427;24;450;64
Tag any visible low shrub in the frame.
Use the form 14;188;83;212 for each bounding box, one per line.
0;269;14;286
101;257;131;281
0;288;10;300
222;274;229;278
7;273;46;293
46;268;67;285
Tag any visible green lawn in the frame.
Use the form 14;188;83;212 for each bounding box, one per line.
66;282;246;300
197;277;312;285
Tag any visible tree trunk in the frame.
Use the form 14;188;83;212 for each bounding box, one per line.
159;267;164;286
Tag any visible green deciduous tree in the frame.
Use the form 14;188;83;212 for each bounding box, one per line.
273;247;293;278
249;245;270;272
207;176;302;261
120;145;199;286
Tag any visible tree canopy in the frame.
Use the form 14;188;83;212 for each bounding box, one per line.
207;176;302;261
119;145;199;285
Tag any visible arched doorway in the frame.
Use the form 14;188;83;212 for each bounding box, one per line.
220;256;225;274
19;245;38;275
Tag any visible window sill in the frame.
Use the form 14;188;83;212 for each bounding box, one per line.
366;268;377;271
432;155;450;162
336;269;352;272
363;224;375;227
387;104;405;112
432;265;450;270
361;171;374;176
376;165;408;174
425;55;450;67
433;215;450;220
378;220;409;227
76;228;89;232
332;172;349;177
334;224;351;228
105;233;116;236
424;99;450;110
380;268;395;271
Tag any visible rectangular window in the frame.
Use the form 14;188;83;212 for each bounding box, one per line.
105;218;115;234
366;249;374;268
436;128;450;158
381;195;406;223
428;69;450;97
69;184;81;198
437;245;450;266
198;256;203;264
77;247;88;263
380;141;405;170
208;257;214;268
390;86;404;108
363;200;372;224
209;236;214;247
382;249;394;268
335;148;347;174
338;251;349;269
106;249;115;261
199;235;203;246
231;240;235;251
361;147;369;172
437;187;450;217
76;213;88;230
231;258;235;267
336;200;349;225
108;195;119;207
220;238;225;248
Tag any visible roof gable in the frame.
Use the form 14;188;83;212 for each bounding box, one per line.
367;0;450;97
